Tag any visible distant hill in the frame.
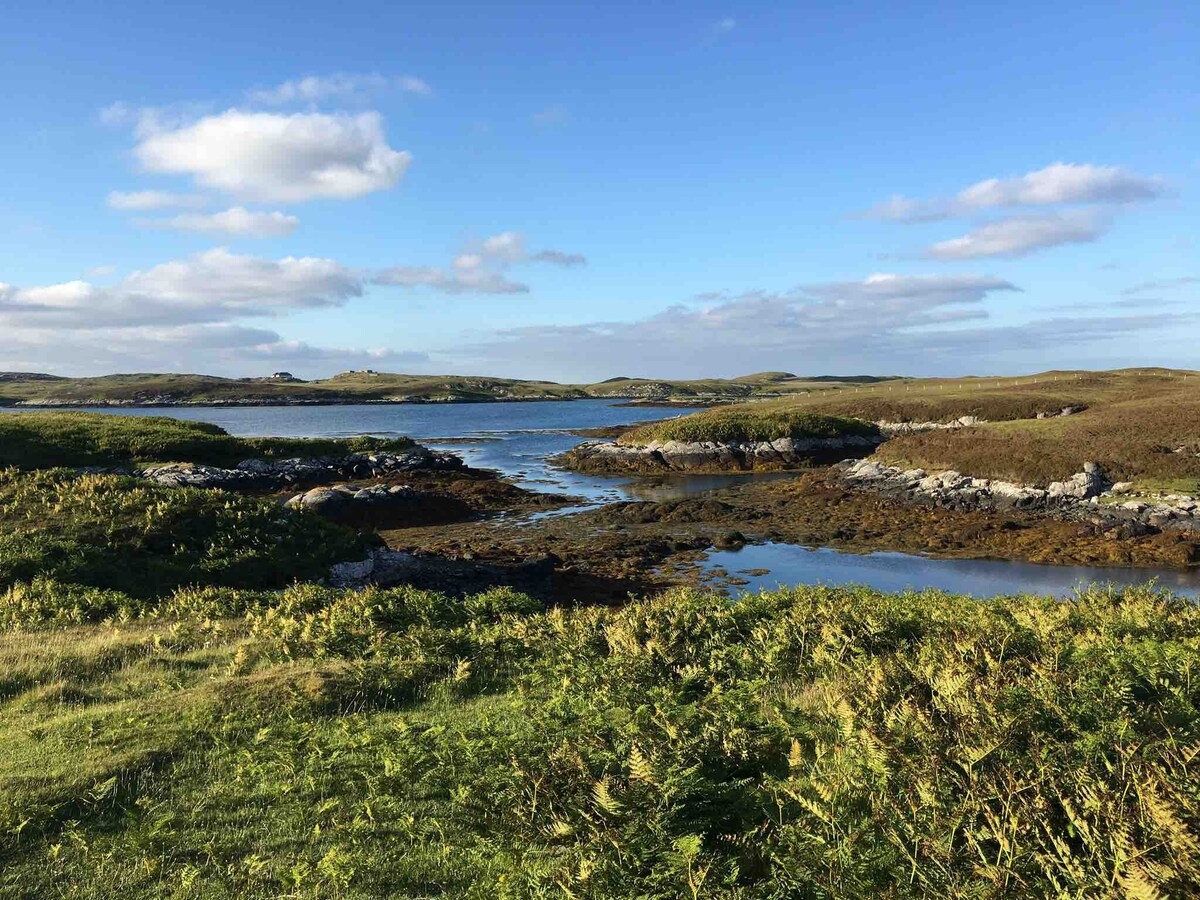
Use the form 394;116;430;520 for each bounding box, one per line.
0;370;902;407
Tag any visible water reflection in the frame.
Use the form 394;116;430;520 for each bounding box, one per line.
701;543;1200;599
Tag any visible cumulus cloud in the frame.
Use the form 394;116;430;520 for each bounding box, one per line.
133;110;411;203
143;207;300;239
1;248;361;329
247;73;432;105
862;162;1164;222
1;249;437;377
107;190;208;211
373;231;586;295
0;321;431;378
923;211;1108;260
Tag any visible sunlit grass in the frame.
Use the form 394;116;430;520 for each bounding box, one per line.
1;580;1197;897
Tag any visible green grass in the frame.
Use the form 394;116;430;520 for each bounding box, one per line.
0;469;370;599
0;411;414;469
621;408;878;445
0;580;1197;897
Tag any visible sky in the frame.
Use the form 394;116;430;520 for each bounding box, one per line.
1;0;1196;381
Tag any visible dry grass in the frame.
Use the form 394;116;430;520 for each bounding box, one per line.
875;385;1200;486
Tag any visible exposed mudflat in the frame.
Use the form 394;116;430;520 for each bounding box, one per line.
372;468;1200;604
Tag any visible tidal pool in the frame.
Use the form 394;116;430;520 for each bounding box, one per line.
702;542;1200;599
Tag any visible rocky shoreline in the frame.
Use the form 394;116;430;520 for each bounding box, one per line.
137;447;463;490
560;434;884;473
839;458;1200;535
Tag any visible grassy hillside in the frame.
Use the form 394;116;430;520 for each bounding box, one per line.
0;580;1196;897
0;411;413;469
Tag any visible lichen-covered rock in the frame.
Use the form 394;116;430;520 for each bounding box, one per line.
839;459;1200;535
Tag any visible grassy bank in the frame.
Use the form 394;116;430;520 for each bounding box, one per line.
0;469;369;598
0;580;1197;897
0;411;414;469
621;408;878;445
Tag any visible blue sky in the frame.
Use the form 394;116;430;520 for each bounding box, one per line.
1;1;1196;379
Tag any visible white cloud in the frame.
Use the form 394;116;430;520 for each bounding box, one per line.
144;206;300;239
247;73;432;105
467;274;1186;379
2;248;361;329
863;162;1164;222
373;231;586;295
924;211;1108;260
107;190;208;211
133;110;411;203
956;163;1163;209
84;265;116;278
373;265;529;295
0;250;437;377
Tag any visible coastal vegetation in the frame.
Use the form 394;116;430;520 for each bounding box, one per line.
620;408;878;445
1;577;1197;897
0;469;370;598
0;411;413;470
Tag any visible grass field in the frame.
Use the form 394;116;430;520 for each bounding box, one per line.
0;580;1196;898
0;411;414;469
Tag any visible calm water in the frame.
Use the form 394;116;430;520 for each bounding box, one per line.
703;543;1200;599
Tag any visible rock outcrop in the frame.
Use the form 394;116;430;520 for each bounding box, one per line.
140;447;462;490
329;547;556;597
283;482;471;525
562;434;884;473
839;458;1200;535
